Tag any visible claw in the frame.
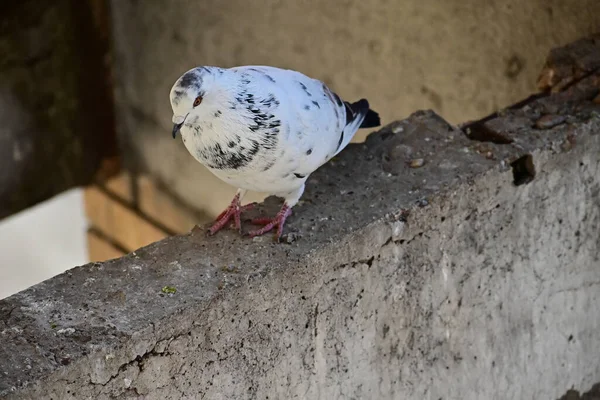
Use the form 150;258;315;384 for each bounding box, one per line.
248;204;292;241
208;195;255;235
250;217;274;225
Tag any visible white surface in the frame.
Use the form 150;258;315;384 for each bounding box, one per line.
0;188;89;300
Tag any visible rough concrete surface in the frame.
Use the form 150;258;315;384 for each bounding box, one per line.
1;65;600;399
559;383;600;400
108;0;600;217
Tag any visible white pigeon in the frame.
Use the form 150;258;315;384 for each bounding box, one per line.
169;65;380;241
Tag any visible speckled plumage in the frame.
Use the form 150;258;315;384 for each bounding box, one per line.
170;65;380;240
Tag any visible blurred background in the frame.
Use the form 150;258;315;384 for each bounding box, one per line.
0;0;598;298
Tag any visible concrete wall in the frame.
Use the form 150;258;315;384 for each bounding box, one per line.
109;0;600;217
1;69;599;398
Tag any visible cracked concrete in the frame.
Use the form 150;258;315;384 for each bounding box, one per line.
2;55;600;399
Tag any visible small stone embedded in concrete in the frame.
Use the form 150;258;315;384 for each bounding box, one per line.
561;134;576;152
279;231;302;244
392;124;404;134
409;158;425;168
56;328;76;336
417;198;429;208
535;114;567;129
473;143;494;158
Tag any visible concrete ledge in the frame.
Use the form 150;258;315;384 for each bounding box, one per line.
2;46;600;399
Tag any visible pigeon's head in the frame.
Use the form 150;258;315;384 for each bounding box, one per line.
169;66;225;138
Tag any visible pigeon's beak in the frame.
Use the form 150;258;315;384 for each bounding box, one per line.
171;115;186;139
172;122;183;139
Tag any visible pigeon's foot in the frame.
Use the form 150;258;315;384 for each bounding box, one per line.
209;194;255;235
248;204;292;241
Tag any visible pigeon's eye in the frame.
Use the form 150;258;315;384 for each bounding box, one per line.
193;96;203;107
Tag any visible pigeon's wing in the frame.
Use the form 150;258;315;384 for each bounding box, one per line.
233;66;376;177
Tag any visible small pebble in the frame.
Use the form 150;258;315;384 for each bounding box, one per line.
57;328;76;336
417;198;429;208
561;134;576;152
409;158;425;168
280;232;302;244
485;151;494;159
535;114;566;129
561;139;573;152
392;125;404;134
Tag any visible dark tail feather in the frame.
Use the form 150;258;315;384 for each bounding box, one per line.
361;108;381;128
346;99;381;129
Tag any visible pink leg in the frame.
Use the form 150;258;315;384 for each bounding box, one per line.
248;204;292;241
208;192;254;235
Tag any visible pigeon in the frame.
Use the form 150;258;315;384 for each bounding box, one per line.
169;65;381;241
